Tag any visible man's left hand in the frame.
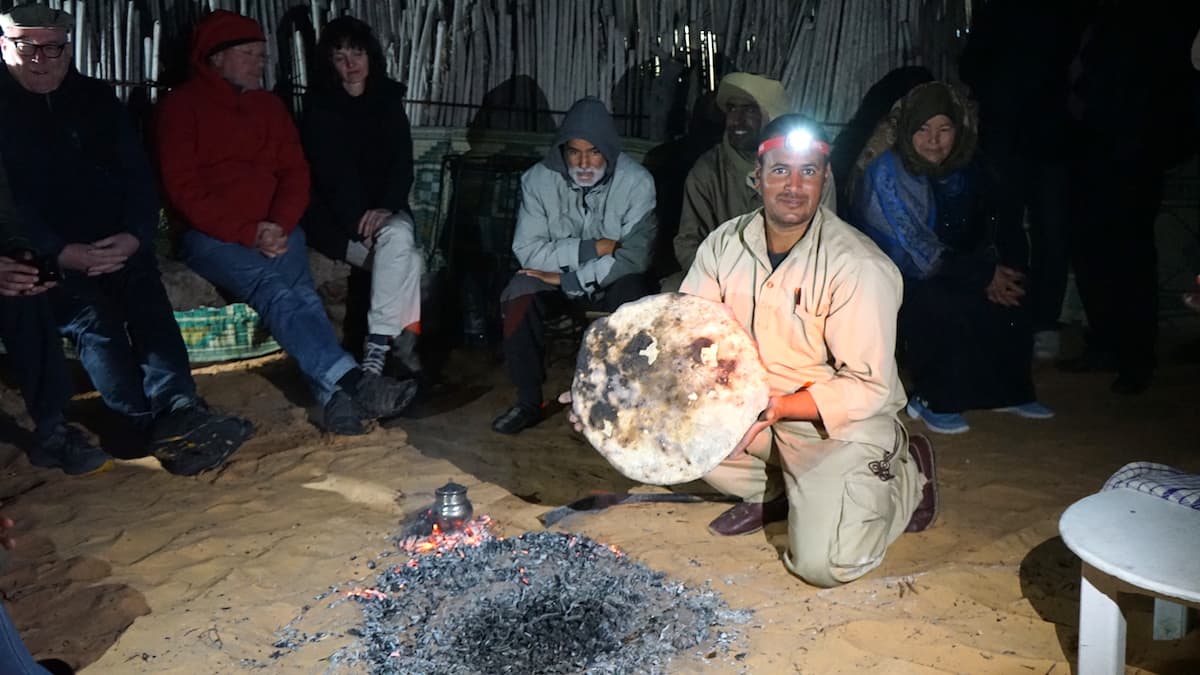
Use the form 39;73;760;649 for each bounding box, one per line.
518;269;561;286
595;238;621;257
85;233;140;276
728;396;783;458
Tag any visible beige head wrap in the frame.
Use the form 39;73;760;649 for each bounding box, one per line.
715;73;788;123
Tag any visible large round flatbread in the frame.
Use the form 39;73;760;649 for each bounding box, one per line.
571;292;770;485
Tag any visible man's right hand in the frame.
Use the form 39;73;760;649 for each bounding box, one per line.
0;513;14;551
59;242;106;274
1184;274;1200;313
0;256;50;296
985;264;1026;307
557;391;584;432
595;238;621;257
357;209;393;241
255;221;288;258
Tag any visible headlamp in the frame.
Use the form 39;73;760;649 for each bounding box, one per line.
757;128;830;158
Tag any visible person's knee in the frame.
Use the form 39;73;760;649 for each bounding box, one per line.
61;303;117;342
243;272;307;316
378;216;416;249
783;546;883;588
500;274;554;304
603;273;655;305
374;222;422;274
783;478;894;587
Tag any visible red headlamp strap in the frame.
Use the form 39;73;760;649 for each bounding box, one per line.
757;135;831;158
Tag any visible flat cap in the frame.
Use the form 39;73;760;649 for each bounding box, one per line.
0;3;73;34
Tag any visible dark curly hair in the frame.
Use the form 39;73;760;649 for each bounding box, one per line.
314;16;389;94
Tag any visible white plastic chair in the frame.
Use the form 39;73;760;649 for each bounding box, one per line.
1059;488;1200;674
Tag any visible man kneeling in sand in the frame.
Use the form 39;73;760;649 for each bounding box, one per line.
571;116;938;587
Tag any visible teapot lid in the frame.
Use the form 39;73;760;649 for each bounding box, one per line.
435;481;467;496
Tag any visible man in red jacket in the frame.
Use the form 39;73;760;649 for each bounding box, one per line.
155;11;415;435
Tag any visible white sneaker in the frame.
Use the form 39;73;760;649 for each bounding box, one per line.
1033;330;1061;361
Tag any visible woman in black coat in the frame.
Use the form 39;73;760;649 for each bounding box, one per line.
302;16;422;375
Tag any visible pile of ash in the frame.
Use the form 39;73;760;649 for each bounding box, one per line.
333;529;750;674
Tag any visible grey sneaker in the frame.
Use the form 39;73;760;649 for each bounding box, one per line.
322;390;369;435
362;339;389;377
29;425;114;476
350;373;418;419
150;402;254;476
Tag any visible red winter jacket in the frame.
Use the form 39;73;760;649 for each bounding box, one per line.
155;11;310;247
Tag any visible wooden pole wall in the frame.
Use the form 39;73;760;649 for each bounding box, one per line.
2;0;971;135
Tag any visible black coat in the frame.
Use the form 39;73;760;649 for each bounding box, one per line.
0;68;160;258
300;78;414;260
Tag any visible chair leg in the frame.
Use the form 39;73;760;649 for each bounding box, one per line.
1152;598;1190;640
1078;563;1126;675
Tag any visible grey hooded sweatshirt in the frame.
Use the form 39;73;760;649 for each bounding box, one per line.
511;97;656;297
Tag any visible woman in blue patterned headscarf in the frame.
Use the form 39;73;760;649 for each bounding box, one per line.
850;82;1052;435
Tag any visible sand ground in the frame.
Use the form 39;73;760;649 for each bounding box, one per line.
1;322;1199;674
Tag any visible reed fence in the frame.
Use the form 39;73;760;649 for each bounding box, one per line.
2;0;971;137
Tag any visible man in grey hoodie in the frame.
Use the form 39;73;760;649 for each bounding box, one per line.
492;97;658;434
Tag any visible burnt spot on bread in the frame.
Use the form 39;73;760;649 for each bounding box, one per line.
587;399;619;430
615;330;655;374
688;337;714;365
716;358;738;386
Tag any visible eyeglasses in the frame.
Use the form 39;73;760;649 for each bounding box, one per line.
6;38;68;59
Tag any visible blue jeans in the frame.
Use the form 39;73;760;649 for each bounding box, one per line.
182;228;356;404
50;251;197;429
0;604;50;674
0;294;70;440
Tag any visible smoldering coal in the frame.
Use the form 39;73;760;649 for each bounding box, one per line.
335;531;751;674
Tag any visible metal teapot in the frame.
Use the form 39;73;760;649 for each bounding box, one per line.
433;481;473;530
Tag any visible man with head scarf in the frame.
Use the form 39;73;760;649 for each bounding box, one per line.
155;10;417;436
0;2;255;476
492;97;657;434
681;114;936;587
669;73;835;286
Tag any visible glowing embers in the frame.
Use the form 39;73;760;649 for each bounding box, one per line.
396;515;495;557
336;530;749;675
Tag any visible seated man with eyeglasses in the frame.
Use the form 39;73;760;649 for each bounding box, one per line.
0;3;254;476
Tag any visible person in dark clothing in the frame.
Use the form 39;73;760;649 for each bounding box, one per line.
850;82;1052;435
830;65;933;213
492;97;657;434
157;11;417;436
0;147;110;477
1055;3;1200;395
302;17;423;377
0;3;252;476
959;1;1090;362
